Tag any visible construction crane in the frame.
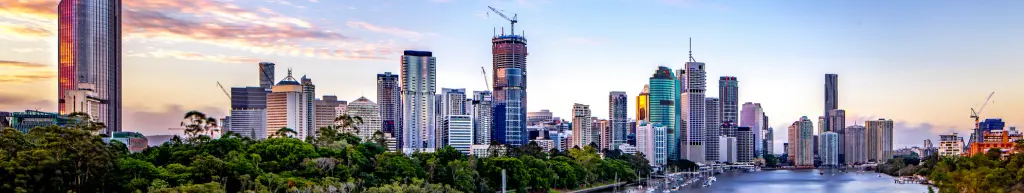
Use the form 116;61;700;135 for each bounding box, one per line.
487;6;518;35
969;92;995;142
480;67;492;92
216;81;231;100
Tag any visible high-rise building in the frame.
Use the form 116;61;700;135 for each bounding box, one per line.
705;98;721;163
680;62;707;163
824;74;838;130
472;91;493;145
314;96;345;130
301;76;316;138
636;121;667;166
845;125;867;164
267;70;311;139
344;97;382;141
790;116;814;166
764;113;772;157
57;0;122;134
939;133;964;157
648;67;679;160
437;88;468;147
828;109;846;163
866;118;894;162
718;135;738;163
719;76;739;137
740;102;764;158
818;116;826;135
570;103;593;148
401;50;437;152
924;139;934;149
821;131;840;167
492;32;528;147
737;127;754;163
637;85;650;122
527;110;554;126
377;72;402;146
446;115;474;154
259;62;276;90
610;91;629;149
597;119;611;150
230;87;268;139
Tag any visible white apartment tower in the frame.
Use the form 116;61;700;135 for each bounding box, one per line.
681;61;707;163
571;103;593;148
401;50;437;152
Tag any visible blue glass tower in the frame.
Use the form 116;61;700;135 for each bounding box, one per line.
649;66;679;160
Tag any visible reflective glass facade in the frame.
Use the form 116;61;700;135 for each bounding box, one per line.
58;0;122;134
648;66;679;160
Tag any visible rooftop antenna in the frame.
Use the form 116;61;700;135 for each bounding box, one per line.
688;37;697;62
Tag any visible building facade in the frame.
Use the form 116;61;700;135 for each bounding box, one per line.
737;127;754;163
377;72;402;146
790;116;815;166
866;118;894;162
828;109;846;163
719;135;738;163
571;103;593;148
610;91;629;149
446;115;474;154
740;102;764;158
267;70;310;139
230;87;268;139
259;62;275;90
648;67;679;160
472;91;493;145
939;133;964;157
705;98;721;163
2;110;71;133
637;121;667;166
719;76;739;138
314;95;345;130
527;109;553;126
437;88;468;147
636;85;650;122
344;97;382;141
680;62;707;163
845;125;867;164
492;34;529;147
401;50;437;152
821;131;840;166
57;0;122;134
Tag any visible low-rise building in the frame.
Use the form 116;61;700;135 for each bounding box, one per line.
939;133;965;157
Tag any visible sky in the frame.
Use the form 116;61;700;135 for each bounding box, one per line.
1;0;1023;153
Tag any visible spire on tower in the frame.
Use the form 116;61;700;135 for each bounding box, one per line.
688;37;697;62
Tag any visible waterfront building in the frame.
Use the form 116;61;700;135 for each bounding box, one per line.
636;121;667;166
680;62;707;163
705;98;721;163
648;67;679;160
718;135;738;163
737;127;754;163
719;76;739;137
866;118;894;162
828;109;846;163
845;125;867;164
822;131;840;166
741;102;764;158
401;50;437;151
824;74;838;129
790;116;814;166
610;91;629;149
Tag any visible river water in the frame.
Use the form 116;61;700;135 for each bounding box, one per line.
604;169;930;193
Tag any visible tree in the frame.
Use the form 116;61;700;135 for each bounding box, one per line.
67;112;106;133
274;127;297;138
181;111;219;139
334;114;364;134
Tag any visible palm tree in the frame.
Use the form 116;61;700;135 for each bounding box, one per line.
275;127;297;138
181;111;218;138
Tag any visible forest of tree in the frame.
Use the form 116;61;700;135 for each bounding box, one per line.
0;111;655;193
876;142;1024;193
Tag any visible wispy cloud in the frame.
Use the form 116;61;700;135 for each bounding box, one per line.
0;0;404;60
0;60;48;69
128;50;265;64
0;71;55;83
11;48;44;53
347;21;424;40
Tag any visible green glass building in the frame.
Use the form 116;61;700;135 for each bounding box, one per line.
648;66;680;161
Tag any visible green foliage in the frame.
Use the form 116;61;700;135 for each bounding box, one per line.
875;152;1024;193
0;111;652;192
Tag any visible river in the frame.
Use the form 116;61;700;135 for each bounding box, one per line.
602;169;930;193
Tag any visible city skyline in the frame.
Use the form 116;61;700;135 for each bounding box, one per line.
2;0;1024;151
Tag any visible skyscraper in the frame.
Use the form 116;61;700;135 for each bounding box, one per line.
259;62;276;90
438;88;467;147
741;102;764;158
267;70;310;139
764;113;772;157
705;98;721;163
571;103;593;148
57;0;122;134
636;121;667;166
824;74;838;130
737;127;754;163
345;97;382;141
719;76;739;137
828;109;846;163
472;91;493;145
821;131;840;167
301;76;316;137
377;72;402;146
492;32;528;147
401;50;437;152
790;116;814;166
681;62;707;162
610;91;629;149
446;115;474;154
636;85;650;122
866;118;894;162
845;125;867;164
230;87;268;139
648;67;679;160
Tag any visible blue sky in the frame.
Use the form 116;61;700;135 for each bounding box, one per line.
1;0;1022;152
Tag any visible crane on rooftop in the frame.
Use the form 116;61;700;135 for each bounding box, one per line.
488;6;518;35
969;92;995;142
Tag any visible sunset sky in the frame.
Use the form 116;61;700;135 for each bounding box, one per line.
1;0;1022;152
